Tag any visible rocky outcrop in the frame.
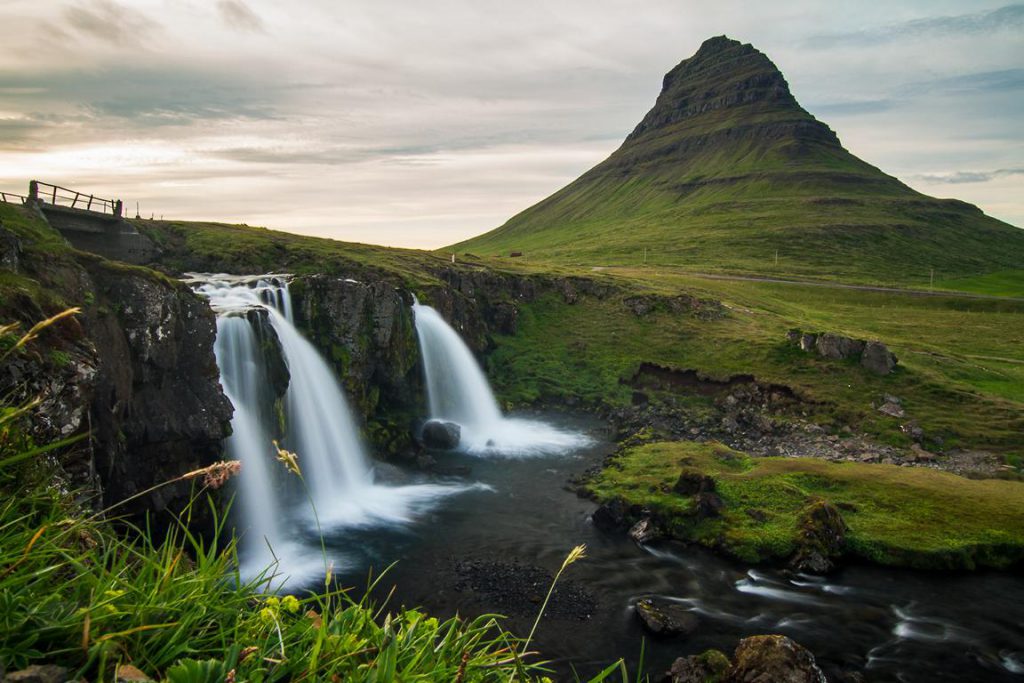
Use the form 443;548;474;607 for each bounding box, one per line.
290;274;421;457
82;259;233;518
623;293;726;320
727;635;828;683
665;650;731;683
790;499;848;573
665;636;827;683
787;329;897;375
0;241;233;526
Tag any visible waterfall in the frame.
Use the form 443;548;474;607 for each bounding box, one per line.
213;314;290;574
412;298;589;456
192;274;483;583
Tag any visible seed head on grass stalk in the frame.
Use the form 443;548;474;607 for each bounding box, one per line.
513;544;587;680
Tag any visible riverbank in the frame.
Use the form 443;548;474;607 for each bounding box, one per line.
582;440;1024;571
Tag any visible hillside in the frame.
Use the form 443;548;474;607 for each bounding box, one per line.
452;36;1024;285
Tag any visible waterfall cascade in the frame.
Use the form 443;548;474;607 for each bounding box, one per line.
412;298;588;456
192;275;480;584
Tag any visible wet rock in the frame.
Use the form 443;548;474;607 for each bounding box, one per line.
421;420;461;449
634;598;699;637
3;665;68;683
674;469;716;496
666;650;731;683
628;517;662;543
790;499;848;573
799;333;817;352
592;498;629;530
727;635;827;682
861;341;897;375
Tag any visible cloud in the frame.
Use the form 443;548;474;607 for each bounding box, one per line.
217;0;265;33
0;67;281;129
805;4;1024;48
63;0;160;46
914;168;1024;184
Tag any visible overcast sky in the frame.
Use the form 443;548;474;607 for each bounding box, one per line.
0;1;1021;248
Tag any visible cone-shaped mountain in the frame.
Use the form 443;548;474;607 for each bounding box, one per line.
453;36;1024;283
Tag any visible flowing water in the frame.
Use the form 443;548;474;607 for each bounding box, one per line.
348;415;1024;682
412;299;588;455
195;276;1023;679
192;275;481;585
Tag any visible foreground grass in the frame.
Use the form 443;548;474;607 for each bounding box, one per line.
584;441;1024;570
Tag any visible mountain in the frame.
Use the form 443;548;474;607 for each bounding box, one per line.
452;36;1024;284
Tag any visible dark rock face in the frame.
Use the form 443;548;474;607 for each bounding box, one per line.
634;598;700;637
0;222;22;271
591;498;629;530
290;275;421;457
790;500;848;573
83;261;233;518
727;635;828;683
421;419;461;449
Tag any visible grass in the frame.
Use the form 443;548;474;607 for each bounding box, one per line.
936;269;1024;298
583;441;1024;569
450;42;1024;286
486;277;1024;451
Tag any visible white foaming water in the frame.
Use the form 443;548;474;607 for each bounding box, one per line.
194;274;482;582
411;299;589;456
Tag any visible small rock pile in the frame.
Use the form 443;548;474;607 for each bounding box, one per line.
787;329;898;375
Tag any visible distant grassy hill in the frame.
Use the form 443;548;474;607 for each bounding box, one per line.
452;36;1024;285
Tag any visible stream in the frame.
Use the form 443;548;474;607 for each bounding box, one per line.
317;413;1024;683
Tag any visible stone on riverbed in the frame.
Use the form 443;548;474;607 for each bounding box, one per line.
729;635;828;682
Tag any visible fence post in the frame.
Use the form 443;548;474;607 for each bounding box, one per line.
115;200;123;218
28;180;38;203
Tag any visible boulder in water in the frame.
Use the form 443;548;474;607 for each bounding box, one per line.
634;598;699;637
421;420;461;449
728;635;827;683
665;650;731;683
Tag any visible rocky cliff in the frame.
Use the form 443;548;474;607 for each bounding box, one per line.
0;207;232;523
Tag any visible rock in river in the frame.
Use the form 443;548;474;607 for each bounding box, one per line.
634;598;699;637
421;419;461;449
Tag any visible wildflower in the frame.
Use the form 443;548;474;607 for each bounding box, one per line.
272;440;301;476
282;595;300;614
265;596;280;609
259;607;276;625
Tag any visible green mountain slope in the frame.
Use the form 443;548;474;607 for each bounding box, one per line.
452;36;1024;284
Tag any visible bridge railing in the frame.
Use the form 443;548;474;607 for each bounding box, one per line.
29;180;122;217
0;191;26;205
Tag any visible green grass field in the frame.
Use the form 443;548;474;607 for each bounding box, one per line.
584;441;1024;569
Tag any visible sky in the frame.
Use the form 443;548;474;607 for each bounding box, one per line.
0;1;1021;249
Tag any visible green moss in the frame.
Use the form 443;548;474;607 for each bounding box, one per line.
584;441;1024;569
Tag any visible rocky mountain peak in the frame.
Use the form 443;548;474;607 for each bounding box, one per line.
626;35;801;142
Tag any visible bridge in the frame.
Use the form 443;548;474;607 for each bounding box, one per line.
0;180;158;265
